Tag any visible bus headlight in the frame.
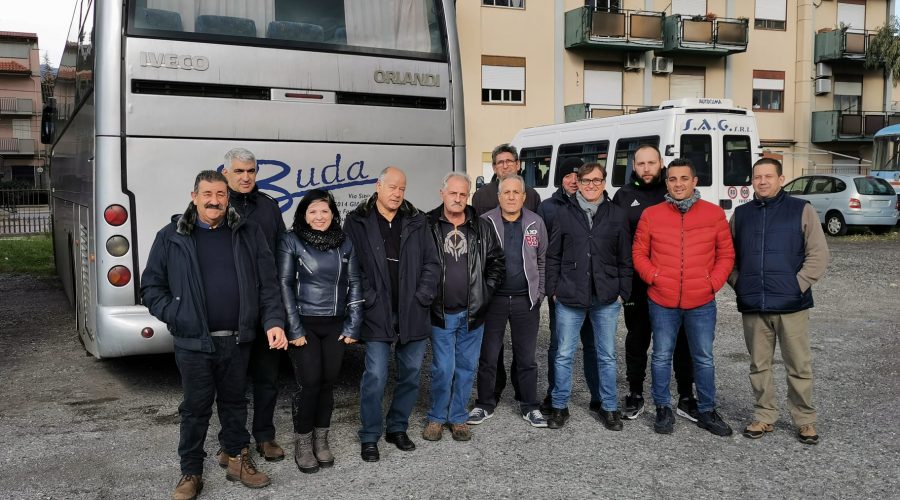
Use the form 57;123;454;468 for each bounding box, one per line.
106;236;129;257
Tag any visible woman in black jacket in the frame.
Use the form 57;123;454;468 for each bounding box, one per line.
277;189;363;473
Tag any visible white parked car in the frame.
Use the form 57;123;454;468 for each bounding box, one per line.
783;174;899;236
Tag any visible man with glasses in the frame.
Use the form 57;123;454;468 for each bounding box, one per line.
545;162;632;431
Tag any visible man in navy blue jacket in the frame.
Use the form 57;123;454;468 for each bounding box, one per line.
141;170;286;499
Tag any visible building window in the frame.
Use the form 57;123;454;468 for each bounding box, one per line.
584;64;622;113
587;0;621;11
671;0;707;16
0;42;30;59
752;70;784;111
669;67;705;100
483;0;525;8
834;74;862;113
754;0;786;30
482;56;525;104
837;0;866;30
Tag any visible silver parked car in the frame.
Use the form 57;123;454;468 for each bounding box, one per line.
783;174;899;236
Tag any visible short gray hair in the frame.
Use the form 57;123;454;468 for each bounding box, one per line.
491;143;518;164
498;174;525;193
224;147;257;169
378;166;406;183
193;170;228;192
441;171;471;191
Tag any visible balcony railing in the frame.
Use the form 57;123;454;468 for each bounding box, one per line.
564;103;658;122
811;110;900;142
0;137;36;155
814;29;873;63
0;97;34;115
565;7;664;51
659;15;748;55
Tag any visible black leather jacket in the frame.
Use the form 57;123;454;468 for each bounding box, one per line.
276;231;363;341
426;205;505;330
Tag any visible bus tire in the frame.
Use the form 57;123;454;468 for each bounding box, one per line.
825;211;848;236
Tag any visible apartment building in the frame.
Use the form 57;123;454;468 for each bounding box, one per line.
458;0;900;181
0;31;45;188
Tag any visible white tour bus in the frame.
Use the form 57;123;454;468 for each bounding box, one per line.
509;98;762;217
43;0;465;358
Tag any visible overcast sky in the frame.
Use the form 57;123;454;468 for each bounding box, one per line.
1;1;899;69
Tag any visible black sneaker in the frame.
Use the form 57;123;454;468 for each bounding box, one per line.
697;410;733;437
598;410;624;431
654;406;675;434
622;393;645;420
676;396;701;422
546;408;570;429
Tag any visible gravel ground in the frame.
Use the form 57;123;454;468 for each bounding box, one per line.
0;234;898;500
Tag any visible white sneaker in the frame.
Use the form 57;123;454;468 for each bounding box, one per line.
522;410;548;428
466;407;494;425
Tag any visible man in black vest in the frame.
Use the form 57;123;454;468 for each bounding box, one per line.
344;166;440;462
220;148;288;463
729;158;829;445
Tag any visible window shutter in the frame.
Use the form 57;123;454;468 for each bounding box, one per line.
752;78;784;90
837;2;865;30
669;74;705;99
754;0;786;22
584;70;623;107
482;65;525;91
672;0;707;16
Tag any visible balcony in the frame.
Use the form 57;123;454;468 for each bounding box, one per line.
564;103;657;123
811;110;900;142
814;29;872;64
565;7;664;51
0;98;34;116
0;138;36;155
658;15;748;56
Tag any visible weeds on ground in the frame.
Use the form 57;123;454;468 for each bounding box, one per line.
835;226;900;242
0;234;55;275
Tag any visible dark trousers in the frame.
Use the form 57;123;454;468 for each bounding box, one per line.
545;300;600;404
249;331;281;443
174;337;251;476
624;279;694;396
288;317;345;434
477;295;540;413
358;338;428;443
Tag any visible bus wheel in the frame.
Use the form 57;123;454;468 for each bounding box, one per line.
825;211;848;236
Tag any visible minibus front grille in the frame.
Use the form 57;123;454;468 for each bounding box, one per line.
131;80;270;100
336;92;447;110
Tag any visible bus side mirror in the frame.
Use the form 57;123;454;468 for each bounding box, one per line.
475;175;485;189
40;101;56;145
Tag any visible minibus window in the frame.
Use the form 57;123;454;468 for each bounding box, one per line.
555;141;609;186
680;135;712;187
723;136;752;186
520;146;552;188
612;136;659;187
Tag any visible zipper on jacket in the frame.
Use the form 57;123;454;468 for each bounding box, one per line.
232;232;246;344
677;212;685;308
760;205;766;310
333;247;341;316
523;220;535;309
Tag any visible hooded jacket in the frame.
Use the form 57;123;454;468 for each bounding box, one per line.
228;185;285;254
343;194;440;343
611;170;668;237
140;204;285;352
472;177;542;216
427;205;506;330
481;207;546;309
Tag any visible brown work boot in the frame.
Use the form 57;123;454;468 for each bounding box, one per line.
225;447;271;489
313;427;334;467
797;423;820;445
422;421;443;441
216;448;228;468
742;421;774;439
172;474;202;500
450;423;471;442
256;440;285;462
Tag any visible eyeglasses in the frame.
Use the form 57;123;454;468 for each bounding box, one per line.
578;177;605;186
494;159;518;166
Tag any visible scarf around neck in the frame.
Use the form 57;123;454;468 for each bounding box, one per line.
665;189;701;213
297;225;345;251
576;191;603;228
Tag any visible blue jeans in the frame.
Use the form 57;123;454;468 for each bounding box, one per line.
546;300;600;405
358;338;427;443
552;298;621;411
649;299;718;412
427;311;484;425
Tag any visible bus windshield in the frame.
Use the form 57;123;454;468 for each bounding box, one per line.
872;134;900;171
127;0;446;61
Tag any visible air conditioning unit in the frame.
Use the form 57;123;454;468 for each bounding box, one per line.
815;78;832;95
651;57;673;74
815;63;832;78
624;52;645;71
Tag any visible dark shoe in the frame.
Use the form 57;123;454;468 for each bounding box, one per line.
422;421;443;442
255;440;285;462
697;410;734;437
293;432;319;474
598;410;624;431
676;396;701;423
540;395;552;415
797;424;819;445
360;442;380;462
546;408;570;430
225;447;271;489
450;423;471;442
743;421;774;439
385;432;416;451
313;427;334;467
216;447;228;468
588;401;602;413
172;474;203;500
654;406;675;434
522;410;548;428
466;407;494;425
622;393;645;420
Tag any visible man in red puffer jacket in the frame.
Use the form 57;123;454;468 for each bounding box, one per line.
632;158;735;438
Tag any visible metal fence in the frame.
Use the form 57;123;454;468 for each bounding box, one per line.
801;164;870;176
0;188;51;236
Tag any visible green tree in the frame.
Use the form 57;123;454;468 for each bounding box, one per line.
865;18;900;85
